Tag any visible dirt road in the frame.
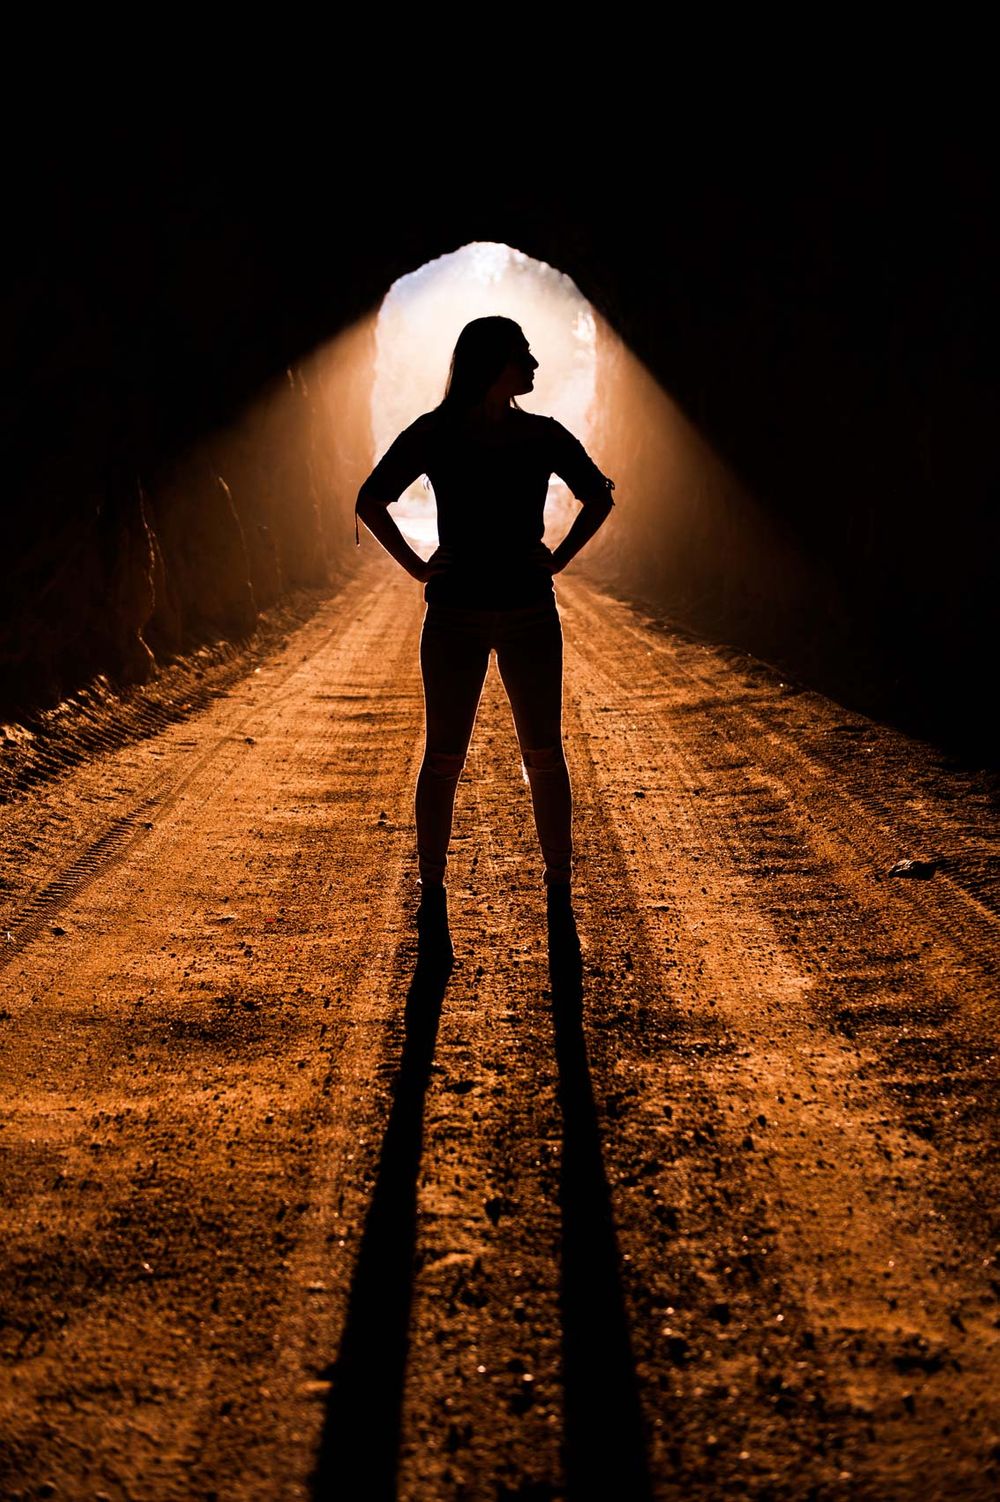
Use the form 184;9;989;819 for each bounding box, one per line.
1;557;998;1500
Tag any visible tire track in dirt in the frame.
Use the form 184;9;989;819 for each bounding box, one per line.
1;797;161;965
563;584;1000;1253
0;589;338;808
610;599;1000;961
557;576;999;1500
1;564;997;1500
0;561;431;1499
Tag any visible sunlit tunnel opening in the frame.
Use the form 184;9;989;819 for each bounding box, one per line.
371;242;598;554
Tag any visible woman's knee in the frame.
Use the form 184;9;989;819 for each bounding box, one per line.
420;750;467;780
521;744;567;771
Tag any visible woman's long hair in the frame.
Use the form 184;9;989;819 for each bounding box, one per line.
437;316;527;414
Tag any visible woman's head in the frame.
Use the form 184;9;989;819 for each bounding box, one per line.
439;316;538;411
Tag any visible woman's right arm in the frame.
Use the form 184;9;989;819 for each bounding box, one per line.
356;491;433;581
355;421;451;583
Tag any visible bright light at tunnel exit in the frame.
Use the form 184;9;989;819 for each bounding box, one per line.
372;242;597;552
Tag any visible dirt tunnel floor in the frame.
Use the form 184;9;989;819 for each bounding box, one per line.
1;556;998;1502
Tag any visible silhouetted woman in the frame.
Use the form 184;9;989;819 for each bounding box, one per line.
354;316;615;948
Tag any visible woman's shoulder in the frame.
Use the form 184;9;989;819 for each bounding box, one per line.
512;412;587;456
383;409;444;456
510;410;565;443
527;412;575;441
529;414;587;460
404;407;563;447
402;409;443;436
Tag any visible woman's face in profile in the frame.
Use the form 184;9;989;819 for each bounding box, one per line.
499;338;539;397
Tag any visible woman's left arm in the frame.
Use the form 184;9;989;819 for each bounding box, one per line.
545;488;615;574
540;419;616;573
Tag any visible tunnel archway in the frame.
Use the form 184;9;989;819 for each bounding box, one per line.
4;111;992;751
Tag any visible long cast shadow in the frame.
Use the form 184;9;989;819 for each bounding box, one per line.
548;897;653;1501
310;936;452;1501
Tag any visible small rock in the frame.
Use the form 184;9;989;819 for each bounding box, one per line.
484;1195;515;1226
300;1379;332;1398
661;1329;689;1364
888;858;939;879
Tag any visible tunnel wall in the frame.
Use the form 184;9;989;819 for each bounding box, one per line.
1;317;376;714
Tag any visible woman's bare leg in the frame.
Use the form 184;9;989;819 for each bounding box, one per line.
495;609;572;886
416;612;491;886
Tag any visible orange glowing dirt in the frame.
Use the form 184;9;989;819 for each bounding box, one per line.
0;555;998;1499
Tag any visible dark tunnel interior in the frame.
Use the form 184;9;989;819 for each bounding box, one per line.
2;92;995;757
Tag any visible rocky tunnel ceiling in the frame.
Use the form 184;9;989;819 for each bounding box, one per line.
3;102;995;752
